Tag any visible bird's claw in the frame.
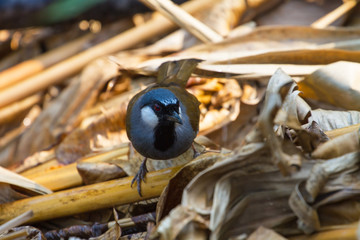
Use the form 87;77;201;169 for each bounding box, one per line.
192;144;200;158
131;158;148;197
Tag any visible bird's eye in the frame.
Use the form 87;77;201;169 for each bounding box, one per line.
153;104;161;112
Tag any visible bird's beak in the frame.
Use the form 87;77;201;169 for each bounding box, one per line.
166;112;183;124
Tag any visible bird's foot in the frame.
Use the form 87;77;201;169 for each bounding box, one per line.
192;143;201;158
131;158;148;197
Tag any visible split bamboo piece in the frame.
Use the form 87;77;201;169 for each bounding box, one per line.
0;0;215;109
0;210;33;234
311;0;358;28
0;165;183;224
0;229;29;240
141;0;223;43
22;144;129;191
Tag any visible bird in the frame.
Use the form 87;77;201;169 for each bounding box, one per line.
126;59;201;196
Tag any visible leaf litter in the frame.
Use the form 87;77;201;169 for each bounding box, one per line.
0;0;360;239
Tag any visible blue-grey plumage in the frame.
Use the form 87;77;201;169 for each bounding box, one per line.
125;59;201;196
128;88;197;159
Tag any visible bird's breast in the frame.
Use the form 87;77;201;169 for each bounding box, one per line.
154;122;176;152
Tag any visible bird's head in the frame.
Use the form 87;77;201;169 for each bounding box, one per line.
139;88;183;128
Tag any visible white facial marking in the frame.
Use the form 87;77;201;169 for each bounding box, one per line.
141;106;158;128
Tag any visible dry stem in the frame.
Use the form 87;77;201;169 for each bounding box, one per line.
0;165;182;224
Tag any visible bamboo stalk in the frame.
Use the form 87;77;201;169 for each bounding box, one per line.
0;94;42;125
0;165;182;224
0;34;94;91
140;0;223;43
0;19;133;90
45;212;155;238
311;0;358;28
108;212;156;228
22;144;129;191
0;210;33;234
0;0;215;109
0;228;29;240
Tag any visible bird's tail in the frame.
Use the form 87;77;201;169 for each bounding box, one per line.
157;58;201;87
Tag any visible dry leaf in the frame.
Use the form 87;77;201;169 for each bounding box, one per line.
136;26;360;74
312;129;359;159
56;105;127;164
257;68;302;173
257;0;342;26
308;109;360;132
77;162;127;185
299;61;360;110
0;166;51;202
289;152;360;234
153;205;209;240
182;142;273;215
247;226;287;240
156;152;221;222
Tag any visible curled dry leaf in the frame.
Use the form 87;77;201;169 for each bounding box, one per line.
77;162;127;185
312;129;359;159
182;142;273;214
156;152;222;222
289;152;360;234
257;68;302;174
299;61;360;110
153;205;209;240
275;90;329;153
180;140;312;239
306;152;360;203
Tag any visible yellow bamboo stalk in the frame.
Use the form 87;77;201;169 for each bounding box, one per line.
141;0;223;43
0;34;94;90
22;144;129;191
311;0;358;28
0;228;29;240
0;94;42;125
0;0;215;109
0;165;182;224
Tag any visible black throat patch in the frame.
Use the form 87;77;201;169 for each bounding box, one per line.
154;121;176;151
